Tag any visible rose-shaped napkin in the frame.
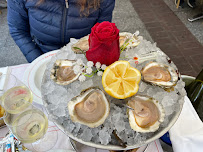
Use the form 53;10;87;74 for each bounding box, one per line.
86;21;120;66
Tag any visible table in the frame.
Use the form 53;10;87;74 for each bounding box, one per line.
0;64;164;152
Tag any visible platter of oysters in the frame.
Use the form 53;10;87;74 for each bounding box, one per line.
41;33;186;150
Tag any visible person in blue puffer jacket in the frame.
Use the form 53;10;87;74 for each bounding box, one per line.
7;0;115;62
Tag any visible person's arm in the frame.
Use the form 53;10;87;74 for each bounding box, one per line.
97;0;115;23
7;0;43;63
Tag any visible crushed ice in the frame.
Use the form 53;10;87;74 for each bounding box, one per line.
41;37;186;146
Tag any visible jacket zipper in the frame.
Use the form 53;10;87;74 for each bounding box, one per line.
61;0;68;44
65;0;69;8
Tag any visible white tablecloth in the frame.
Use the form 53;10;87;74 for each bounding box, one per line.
169;96;203;152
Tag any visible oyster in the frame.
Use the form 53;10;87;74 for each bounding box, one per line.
119;32;140;49
71;35;89;54
68;87;110;128
128;95;165;133
141;62;178;88
50;59;80;85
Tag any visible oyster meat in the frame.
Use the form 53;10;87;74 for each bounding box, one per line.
50;59;80;85
141;62;178;88
119;32;140;49
128;95;165;133
68;88;110;128
71;35;89;54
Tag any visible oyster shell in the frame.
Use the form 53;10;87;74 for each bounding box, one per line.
127;95;165;133
68;87;110;128
141;62;178;88
50;59;80;85
119;32;140;49
71;35;89;54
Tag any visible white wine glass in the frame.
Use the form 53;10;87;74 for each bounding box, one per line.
3;102;44;142
0;74;33;114
30;103;59;152
3;97;58;152
0;74;58;151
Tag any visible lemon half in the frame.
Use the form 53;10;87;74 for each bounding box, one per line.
102;61;141;99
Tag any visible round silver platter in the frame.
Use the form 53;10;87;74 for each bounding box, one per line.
41;37;185;151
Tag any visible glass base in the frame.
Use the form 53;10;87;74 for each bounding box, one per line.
23;125;58;152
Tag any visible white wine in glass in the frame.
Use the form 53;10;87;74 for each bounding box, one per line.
1;74;58;151
11;108;48;143
1;86;33;114
4;102;57;152
0;74;33;114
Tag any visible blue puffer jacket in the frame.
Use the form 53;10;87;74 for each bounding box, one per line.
7;0;115;62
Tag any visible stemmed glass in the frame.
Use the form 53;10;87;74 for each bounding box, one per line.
0;74;58;151
0;74;33;114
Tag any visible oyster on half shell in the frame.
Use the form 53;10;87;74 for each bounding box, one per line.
119;32;140;49
50;59;80;85
71;35;89;54
68;87;110;128
141;62;179;88
128;95;165;133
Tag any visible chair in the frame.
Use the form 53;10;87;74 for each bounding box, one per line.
188;0;203;22
176;0;203;22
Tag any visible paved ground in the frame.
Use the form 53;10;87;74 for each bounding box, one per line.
164;0;203;45
0;8;27;67
130;0;203;77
